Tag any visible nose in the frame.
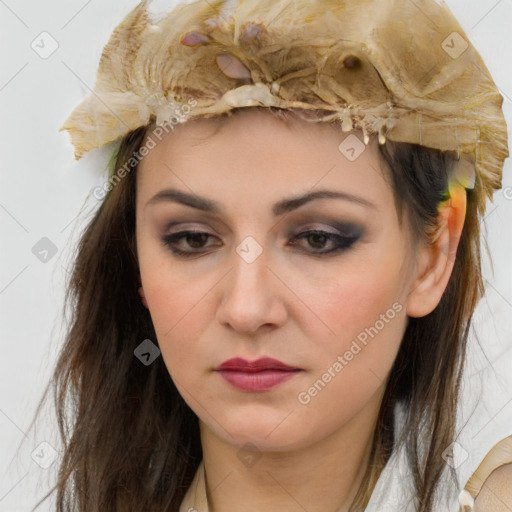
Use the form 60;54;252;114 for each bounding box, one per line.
215;242;288;335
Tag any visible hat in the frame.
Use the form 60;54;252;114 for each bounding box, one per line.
60;0;509;213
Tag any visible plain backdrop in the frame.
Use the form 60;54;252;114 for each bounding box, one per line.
1;0;511;510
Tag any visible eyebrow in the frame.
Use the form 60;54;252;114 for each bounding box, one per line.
145;188;377;216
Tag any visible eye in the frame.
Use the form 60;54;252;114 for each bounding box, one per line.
161;225;362;258
289;228;361;255
161;230;219;258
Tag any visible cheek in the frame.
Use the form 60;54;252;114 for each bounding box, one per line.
290;242;410;401
285;263;408;444
142;272;213;365
143;277;217;410
298;243;408;353
137;232;210;364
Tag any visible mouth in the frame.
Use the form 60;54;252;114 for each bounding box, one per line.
214;357;302;392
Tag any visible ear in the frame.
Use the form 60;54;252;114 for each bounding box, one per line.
406;183;467;318
137;272;149;309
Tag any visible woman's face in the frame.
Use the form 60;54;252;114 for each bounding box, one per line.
135;109;418;451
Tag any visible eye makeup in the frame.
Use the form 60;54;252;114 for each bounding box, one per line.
159;221;363;259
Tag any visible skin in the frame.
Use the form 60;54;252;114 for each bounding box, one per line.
135;109;466;512
474;463;512;511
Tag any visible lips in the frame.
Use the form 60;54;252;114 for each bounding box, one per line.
215;357;299;372
214;357;302;392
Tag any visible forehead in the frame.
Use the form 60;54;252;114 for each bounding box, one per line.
136;109;391;213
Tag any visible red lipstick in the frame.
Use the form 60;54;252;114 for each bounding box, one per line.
214;357;301;392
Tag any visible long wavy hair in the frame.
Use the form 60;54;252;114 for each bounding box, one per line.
23;106;485;512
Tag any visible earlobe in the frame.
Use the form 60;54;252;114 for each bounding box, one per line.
138;286;149;309
137;272;149;309
406;183;467;318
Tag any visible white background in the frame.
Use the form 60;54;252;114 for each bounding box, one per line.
1;0;511;510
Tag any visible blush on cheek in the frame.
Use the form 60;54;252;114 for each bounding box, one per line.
307;271;401;332
150;288;211;356
307;273;406;369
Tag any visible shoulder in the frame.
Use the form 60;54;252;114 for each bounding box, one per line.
473;462;512;511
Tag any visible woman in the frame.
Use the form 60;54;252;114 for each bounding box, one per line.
28;0;512;510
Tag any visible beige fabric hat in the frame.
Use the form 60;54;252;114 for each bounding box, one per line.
60;0;508;213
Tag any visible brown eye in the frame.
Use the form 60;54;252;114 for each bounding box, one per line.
186;233;209;248
305;232;329;249
343;55;362;70
161;231;219;258
291;228;362;256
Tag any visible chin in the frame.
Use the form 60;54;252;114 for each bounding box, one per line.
203;409;320;453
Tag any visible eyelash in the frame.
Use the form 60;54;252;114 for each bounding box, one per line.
161;228;361;258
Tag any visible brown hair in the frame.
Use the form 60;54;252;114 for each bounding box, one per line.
23;107;483;511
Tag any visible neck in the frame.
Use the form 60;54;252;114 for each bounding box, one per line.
199;386;385;512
